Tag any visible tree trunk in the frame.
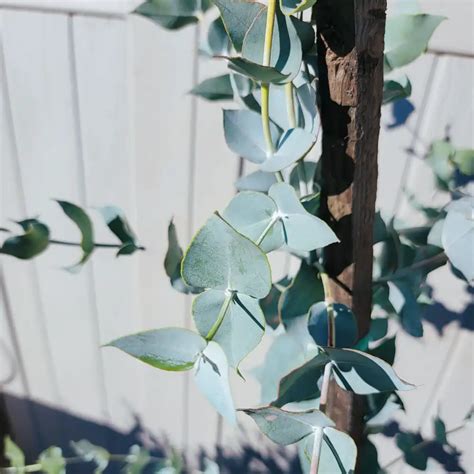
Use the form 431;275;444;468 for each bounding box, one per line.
313;0;387;467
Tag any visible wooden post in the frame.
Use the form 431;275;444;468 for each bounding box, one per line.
313;0;387;463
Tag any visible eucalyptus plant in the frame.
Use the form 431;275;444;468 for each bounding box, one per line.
1;0;473;473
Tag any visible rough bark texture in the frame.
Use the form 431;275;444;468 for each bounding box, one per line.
313;0;387;466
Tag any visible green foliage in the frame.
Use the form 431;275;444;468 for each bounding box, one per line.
38;447;66;474
279;0;317;16
71;440;110;473
4;437;25;470
0;219;49;259
383;76;412;104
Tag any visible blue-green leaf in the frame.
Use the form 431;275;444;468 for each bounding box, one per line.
223;109;279;164
222;191;284;252
205;16;231;56
327;348;415;394
260;128;315;172
396;432;428;470
191;74;234;101
242;7;302;82
71;440;110;473
124;445;151;474
193;289;265;368
307;302;358;348
388;280;423;337
384;14;445;71
269;183;338;251
434;416;447;445
441;197;474;282
106;328;207;371
4;436;25;470
56;200;94;271
0;219;49;259
182;213;272;298
280;0;317;15
242;406;334;445
213;0;266;52
235;170;277;192
194;341;236;424
225;57;290;84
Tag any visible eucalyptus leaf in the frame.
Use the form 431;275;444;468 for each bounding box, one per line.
71;440;110;473
222;191;284;252
124;445;151;474
384;14;445;71
206;16;231;56
235;170;277;192
280;260;324;323
426;139;455;190
225;57;290;84
434;416;447;445
39;447;66;474
0;219;49;260
106;328;207;371
327;348;415;394
194;341;236;424
290;17;316;55
289;162;317;196
441;197;474;282
242;406;333;445
396;432;428;470
98;206;140;256
193;289;265;368
307;302;358;348
388;280;423;337
269;183;339;251
296;82;319;133
191;74;234;101
260;128;315;173
383;76;412;104
223;109;279;164
280;0;317;15
242;7;302;82
182;213;271;298
56;200;94;271
213;0;266;52
273;352;329;407
4;436;25;470
453;149;474;176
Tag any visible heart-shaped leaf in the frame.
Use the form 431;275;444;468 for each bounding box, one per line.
384;14;445;71
106;328;207;371
0;219;49;259
327;347;415;394
182;213;271;298
194;341;236;424
269;183;338;251
56;200;94;271
308;302;358;348
213;0;266;52
241;406;334;445
280;0;317;15
260;128;315;172
242;7;302;82
222;191;284;252
71;440;110;473
441;197;474;282
193;289;265;368
223;109;279;164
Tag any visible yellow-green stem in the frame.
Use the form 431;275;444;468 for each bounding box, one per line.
315;262;336;347
285;82;297;128
261;83;276;154
206;292;233;340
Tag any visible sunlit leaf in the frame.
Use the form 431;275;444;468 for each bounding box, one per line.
182;213;271;298
124;445;151;474
39;447;66;474
193;289;265;368
453;149;474;176
106;328;207;371
4;436;25;470
235;170;277;192
194;341;236;424
0;219;49;260
242;406;333;445
71;440;110;473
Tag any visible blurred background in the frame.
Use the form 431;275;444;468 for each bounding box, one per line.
0;0;472;472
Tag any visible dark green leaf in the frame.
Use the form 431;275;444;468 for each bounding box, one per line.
191;74;234;101
0;219;49;259
99;206;140;256
383;76;412;104
225;57;290;84
396;432;428;470
434;416;447;445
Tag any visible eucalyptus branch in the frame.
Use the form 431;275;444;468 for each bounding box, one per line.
285;82;297;129
256;217;278;246
206;291;234;340
309;427;324;474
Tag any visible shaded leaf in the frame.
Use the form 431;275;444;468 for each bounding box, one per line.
388;280;423;337
396;432;428;470
225;57;290;84
57;200;94;271
206;16;231;56
191;74;234;101
434;416;447;445
383;76;412;104
0;219;49;260
280;0;317;15
99;206;140;256
106;328;207;371
182;213;271;298
194;341;236;424
242;406;333;445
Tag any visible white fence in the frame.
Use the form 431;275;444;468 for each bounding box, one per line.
0;0;473;471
